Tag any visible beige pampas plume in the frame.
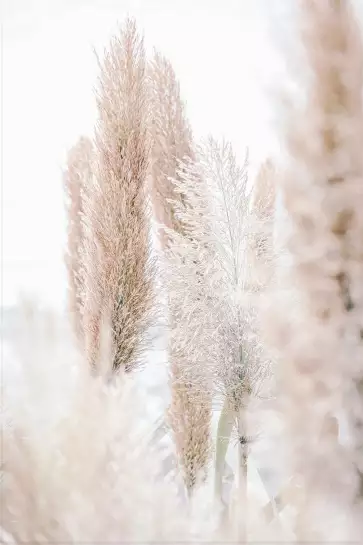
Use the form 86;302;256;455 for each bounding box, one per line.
148;52;211;495
82;19;154;372
249;158;276;289
270;0;363;539
252;159;276;220
148;51;195;248
63;136;94;342
167;353;212;495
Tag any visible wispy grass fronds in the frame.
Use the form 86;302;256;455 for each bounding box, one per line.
1;307;190;543
82;19;154;373
63;136;94;342
166;139;270;514
270;0;363;539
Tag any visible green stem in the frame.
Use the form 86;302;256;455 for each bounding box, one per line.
236;408;248;542
214;398;235;500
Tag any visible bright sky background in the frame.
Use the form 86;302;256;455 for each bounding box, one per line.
2;0;284;309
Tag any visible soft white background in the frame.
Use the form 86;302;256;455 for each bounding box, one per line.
2;0;284;308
